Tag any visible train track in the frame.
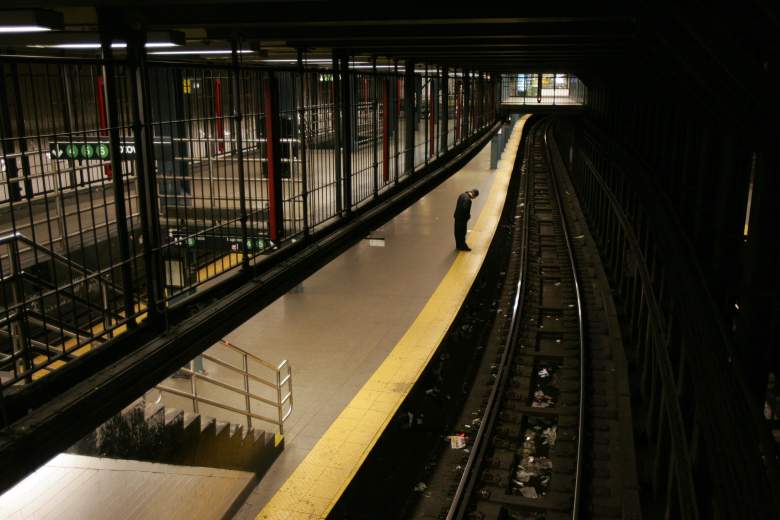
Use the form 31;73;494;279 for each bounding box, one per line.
446;118;594;520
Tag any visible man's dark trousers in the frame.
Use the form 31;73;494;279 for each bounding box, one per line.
454;218;468;249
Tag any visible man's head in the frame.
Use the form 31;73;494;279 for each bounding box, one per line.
468;189;479;199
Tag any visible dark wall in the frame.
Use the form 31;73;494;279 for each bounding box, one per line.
559;3;780;517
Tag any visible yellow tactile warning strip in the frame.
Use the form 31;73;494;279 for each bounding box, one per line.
258;115;530;520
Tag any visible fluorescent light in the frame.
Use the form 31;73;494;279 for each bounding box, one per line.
0;9;64;33
350;64;400;69
28;42;178;50
0;25;52;33
149;49;255;55
262;58;334;64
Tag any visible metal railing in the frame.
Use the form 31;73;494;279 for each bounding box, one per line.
154;339;293;435
0;231;133;385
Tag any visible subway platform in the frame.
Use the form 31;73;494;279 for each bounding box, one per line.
208;116;528;519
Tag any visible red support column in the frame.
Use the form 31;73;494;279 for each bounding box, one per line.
382;79;390;183
263;77;283;243
215;79;224;153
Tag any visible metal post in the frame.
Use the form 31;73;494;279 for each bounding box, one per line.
60;65;78;191
479;72;485;127
463;69;470;139
101;283;111;338
286;364;293;412
0;64;22;202
331;56;343;214
231;42;250;269
339;56;353;213
382;79;390;183
404;59;415;175
189;359;199;414
100;35;136;326
393;60;400;184
429;68;436;158
276;370;284;435
440;65;449;153
9;64;33;200
537;72;543;104
424;63;429;165
128;33;165;324
372;58;379;197
8;239;30;380
455;70;461;143
243;353;252;430
296;50;310;235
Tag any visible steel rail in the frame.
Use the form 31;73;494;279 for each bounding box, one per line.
543;123;585;519
446;119;533;520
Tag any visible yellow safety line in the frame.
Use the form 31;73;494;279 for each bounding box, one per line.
258;115;530;520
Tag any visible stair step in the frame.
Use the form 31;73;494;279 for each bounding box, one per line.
200;416;217;434
182;412;201;432
164;408;183;426
144;403;165;424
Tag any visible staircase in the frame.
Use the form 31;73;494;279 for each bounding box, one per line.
0;232;138;385
72;339;292;476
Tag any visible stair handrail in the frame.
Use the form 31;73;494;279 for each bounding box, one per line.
0;232;128;297
0;231;132;384
154;339;293;435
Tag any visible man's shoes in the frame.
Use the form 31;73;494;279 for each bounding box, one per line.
457;245;472;252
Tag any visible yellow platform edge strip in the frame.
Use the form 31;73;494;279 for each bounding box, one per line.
258;115;530;520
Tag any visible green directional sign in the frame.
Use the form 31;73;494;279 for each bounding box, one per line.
50;141;137;161
80;144;94;159
96;143;110;159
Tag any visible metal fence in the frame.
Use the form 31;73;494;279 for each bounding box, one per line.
0;52;496;388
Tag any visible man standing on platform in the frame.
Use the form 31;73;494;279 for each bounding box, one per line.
453;189;479;251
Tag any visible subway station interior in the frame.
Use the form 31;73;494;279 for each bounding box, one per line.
0;2;777;519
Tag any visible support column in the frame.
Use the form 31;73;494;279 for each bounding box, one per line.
263;74;284;243
231;42;249;268
440;65;449;152
455;70;461;143
100;34;136;325
382;78;390;183
331;56;343;213
128;33;165;324
297;50;310;234
428;70;436;157
372;58;379;196
0;66;22;202
404;59;415;175
463;70;471;138
393;60;400;184
339;56;353;213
